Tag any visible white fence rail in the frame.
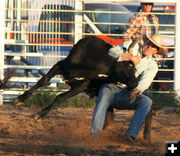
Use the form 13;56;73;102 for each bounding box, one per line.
0;0;180;103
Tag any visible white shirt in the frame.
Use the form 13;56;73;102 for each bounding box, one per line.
109;41;158;93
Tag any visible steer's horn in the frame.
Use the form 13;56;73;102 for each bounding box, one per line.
127;37;139;54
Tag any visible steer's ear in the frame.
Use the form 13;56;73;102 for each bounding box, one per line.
128;61;137;73
128;61;135;67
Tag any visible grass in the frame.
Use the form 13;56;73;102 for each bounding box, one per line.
146;91;180;109
16;87;180;109
21;89;97;108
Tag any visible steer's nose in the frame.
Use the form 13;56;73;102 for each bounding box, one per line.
126;79;138;90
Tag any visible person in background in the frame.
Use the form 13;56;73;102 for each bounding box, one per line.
90;34;168;141
124;2;159;45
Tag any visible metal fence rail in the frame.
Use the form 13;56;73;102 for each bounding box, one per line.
0;0;179;102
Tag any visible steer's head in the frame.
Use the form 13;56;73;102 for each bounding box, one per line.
111;61;138;90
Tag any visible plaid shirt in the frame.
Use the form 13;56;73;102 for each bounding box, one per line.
124;12;159;45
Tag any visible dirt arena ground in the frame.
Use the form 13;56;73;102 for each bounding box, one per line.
0;104;179;156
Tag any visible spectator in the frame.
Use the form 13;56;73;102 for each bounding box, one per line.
124;2;159;45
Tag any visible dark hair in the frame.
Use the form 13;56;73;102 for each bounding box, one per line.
138;2;154;12
141;2;154;6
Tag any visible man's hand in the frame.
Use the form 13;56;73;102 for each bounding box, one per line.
131;56;141;66
121;53;141;66
121;53;133;61
129;89;140;104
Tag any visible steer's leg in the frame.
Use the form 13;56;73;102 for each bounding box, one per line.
14;61;65;106
34;80;90;120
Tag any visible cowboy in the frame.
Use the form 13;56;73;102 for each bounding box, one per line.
90;34;168;141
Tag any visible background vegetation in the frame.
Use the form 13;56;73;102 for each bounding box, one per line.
22;91;97;108
9;85;180;109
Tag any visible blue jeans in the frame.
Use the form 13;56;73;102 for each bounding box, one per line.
91;83;152;139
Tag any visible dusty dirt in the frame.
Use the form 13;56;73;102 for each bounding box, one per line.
0;104;180;156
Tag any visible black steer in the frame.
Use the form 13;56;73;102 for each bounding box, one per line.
15;36;138;118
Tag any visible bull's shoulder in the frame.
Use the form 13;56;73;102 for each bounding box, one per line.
66;36;113;65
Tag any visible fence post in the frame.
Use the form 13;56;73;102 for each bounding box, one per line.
74;0;83;44
0;0;5;105
174;0;180;96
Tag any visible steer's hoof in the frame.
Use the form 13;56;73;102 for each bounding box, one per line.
14;98;24;107
34;114;41;121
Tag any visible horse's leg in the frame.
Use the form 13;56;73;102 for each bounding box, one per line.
34;80;90;120
15;61;65;106
143;107;154;142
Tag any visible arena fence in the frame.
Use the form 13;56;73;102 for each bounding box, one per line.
0;0;180;103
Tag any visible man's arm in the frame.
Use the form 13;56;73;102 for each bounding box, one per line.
120;53;141;66
129;89;141;104
129;61;158;104
136;62;158;93
152;15;159;33
108;40;141;66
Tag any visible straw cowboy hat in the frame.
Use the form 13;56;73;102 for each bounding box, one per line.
143;34;168;55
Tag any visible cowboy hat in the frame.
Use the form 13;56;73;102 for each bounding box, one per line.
143;34;168;55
